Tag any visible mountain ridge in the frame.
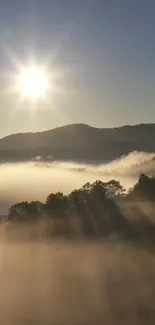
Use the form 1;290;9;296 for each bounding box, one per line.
0;123;155;163
1;122;155;139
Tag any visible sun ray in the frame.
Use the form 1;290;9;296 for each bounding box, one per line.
0;39;68;109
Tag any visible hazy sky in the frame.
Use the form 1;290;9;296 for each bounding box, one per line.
0;0;155;137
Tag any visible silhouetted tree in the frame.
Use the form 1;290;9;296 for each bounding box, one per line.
8;201;29;221
46;192;68;218
129;174;155;200
82;181;113;236
8;201;43;221
69;189;94;235
7;175;155;242
104;180;126;198
45;192;70;236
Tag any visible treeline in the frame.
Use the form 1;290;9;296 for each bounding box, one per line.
5;174;155;242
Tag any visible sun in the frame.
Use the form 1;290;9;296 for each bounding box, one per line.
18;66;48;100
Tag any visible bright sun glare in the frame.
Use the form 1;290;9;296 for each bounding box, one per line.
18;67;48;100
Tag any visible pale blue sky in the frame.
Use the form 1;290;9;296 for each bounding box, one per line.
0;0;155;137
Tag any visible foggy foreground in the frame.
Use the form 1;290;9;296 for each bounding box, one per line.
0;240;155;324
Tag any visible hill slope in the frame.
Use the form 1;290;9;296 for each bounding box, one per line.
0;123;155;163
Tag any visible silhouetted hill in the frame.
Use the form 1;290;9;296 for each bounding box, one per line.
0;123;155;163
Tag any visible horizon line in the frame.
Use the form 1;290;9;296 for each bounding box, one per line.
1;122;155;140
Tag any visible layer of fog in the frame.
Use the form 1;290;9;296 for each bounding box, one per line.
0;151;155;214
0;242;155;325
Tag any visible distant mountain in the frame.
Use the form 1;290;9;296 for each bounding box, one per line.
0;123;155;163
